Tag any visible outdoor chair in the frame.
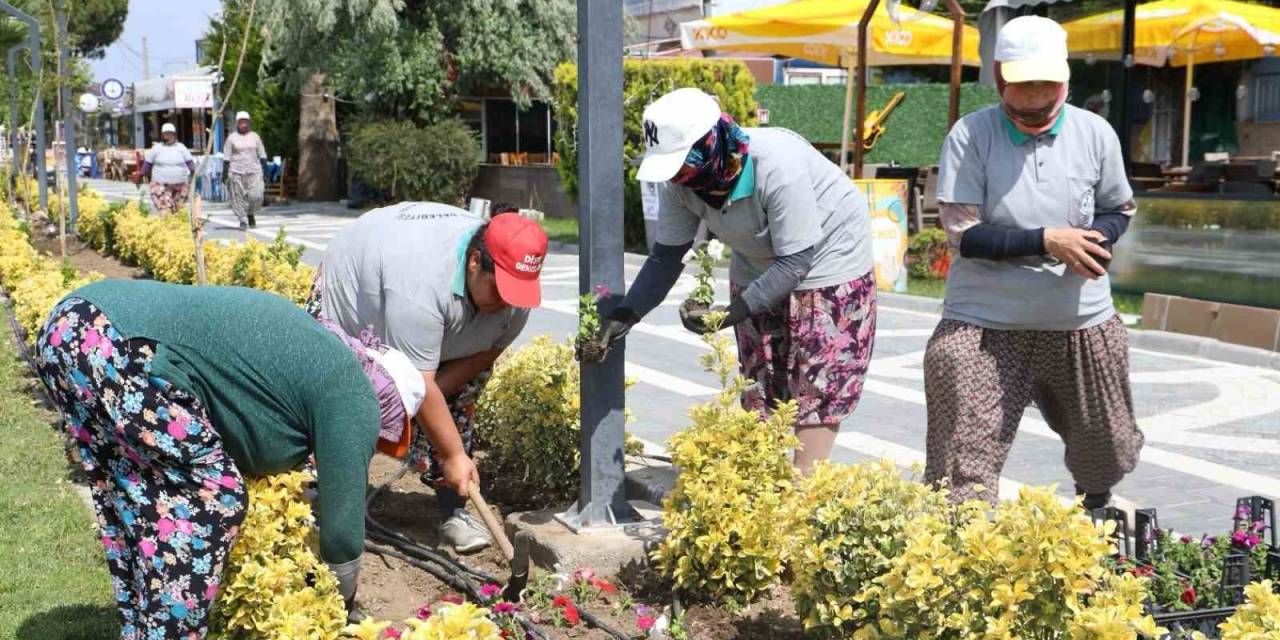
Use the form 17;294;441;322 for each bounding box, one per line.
1129;161;1167;192
920;166;940;230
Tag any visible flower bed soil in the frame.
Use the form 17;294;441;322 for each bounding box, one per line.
363;455;807;638
30;229;145;281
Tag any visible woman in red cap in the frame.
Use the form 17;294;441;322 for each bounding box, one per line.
310;201;548;552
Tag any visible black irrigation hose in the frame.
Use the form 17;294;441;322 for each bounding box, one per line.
577;606;632;640
363;464;498;585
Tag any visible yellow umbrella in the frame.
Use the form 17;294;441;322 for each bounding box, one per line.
1063;0;1280;166
680;0;980;67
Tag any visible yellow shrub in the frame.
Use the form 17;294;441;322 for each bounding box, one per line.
863;486;1166;640
475;335;641;503
1196;580;1280;640
654;316;798;605
210;470;345;639
786;461;952;637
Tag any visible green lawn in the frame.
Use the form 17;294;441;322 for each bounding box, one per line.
539;216;580;246
0;321;118;639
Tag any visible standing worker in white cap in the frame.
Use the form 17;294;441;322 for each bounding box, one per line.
586;88;877;475
141;123;195;215
223;111;268;230
924;16;1143;507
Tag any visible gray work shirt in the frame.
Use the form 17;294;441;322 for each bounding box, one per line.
144;142;194;185
656;127;873;289
937;104;1132;331
319;202;529;372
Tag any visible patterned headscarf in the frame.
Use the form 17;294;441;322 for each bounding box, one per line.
317;319;409;445
672;113;751;209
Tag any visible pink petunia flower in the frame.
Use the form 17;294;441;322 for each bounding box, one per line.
415;604;432;620
480;583;502;600
493;602;517;615
384;628;402;639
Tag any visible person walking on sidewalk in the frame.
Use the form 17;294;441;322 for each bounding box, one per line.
587;88;877;476
35;279;429;636
223;111;267;230
923;16;1143;508
141;123;195;215
309;201;548;553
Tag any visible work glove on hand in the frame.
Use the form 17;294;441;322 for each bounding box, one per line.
583;307;639;363
678;298;751;335
328;557;363;623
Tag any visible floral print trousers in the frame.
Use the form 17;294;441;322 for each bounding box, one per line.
35;298;247;640
923;314;1144;504
732;271;878;426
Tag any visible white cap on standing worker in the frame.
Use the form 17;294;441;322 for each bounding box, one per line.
995;16;1071;84
161;123;176;134
235;111;251;122
635;88;723;183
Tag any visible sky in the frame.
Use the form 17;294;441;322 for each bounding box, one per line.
88;0;221;86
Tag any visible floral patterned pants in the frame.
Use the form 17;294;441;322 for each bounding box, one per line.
923;315;1144;504
148;181;188;215
733;271;878;426
35;298;247;640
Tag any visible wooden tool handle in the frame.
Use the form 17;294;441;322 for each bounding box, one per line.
468;482;515;562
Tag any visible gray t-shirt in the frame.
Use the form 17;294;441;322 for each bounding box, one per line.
937;104;1132;331
144;142;194;185
656;127;873;289
319;202;529;372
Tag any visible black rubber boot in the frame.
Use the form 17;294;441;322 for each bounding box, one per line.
1080;490;1113;511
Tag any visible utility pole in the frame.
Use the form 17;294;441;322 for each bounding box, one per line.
558;0;636;531
141;37;150;80
56;0;77;237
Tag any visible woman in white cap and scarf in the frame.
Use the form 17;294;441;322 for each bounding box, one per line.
588;88;877;475
222;111;268;230
34;279;432;636
924;16;1143;507
141;122;195;214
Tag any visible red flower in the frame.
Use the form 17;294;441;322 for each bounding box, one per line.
1182;587;1197;606
591;578;618;594
552;595;572;608
563;603;581;626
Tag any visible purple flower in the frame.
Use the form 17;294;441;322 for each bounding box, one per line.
1253;520;1268;533
479;583;503;600
1236;504;1252;520
1231;529;1259;549
492;602;517;615
1180;534;1194;544
1202;535;1217;548
593;284;611;300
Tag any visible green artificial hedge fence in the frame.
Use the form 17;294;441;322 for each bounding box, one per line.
754;83;999;167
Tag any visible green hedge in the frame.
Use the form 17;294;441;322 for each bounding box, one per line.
553;59;758;251
754;83;999;167
346;118;481;206
1136;196;1280;231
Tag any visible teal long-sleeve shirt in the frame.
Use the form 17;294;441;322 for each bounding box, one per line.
68;280;380;564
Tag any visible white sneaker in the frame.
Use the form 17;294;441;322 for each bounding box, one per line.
439;512;492;553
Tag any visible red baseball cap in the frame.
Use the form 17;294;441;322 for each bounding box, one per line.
484;213;548;308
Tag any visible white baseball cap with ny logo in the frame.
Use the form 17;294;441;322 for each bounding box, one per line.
636;88;723;183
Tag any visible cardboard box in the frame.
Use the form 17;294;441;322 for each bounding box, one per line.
1212;303;1280;352
1141;293;1280;352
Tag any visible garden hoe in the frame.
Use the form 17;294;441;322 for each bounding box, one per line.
468;481;530;602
